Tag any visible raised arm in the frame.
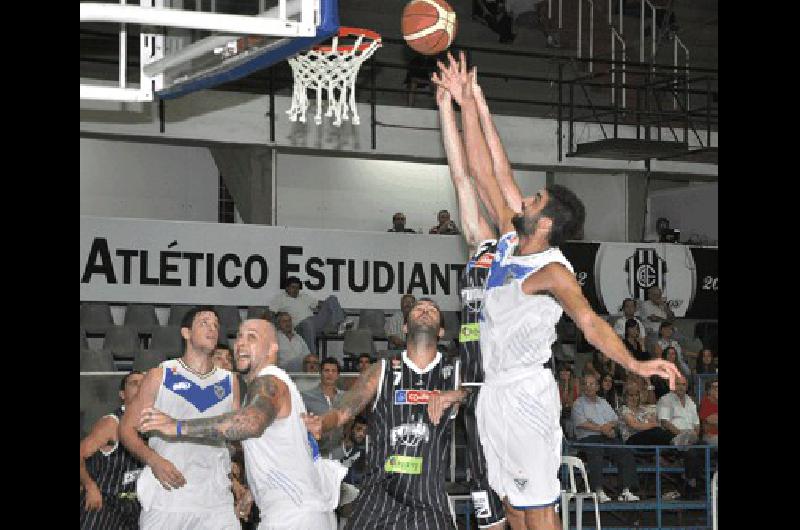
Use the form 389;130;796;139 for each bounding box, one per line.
435;84;495;249
139;374;289;442
433;52;516;233
524;264;683;389
311;361;382;437
472;76;523;213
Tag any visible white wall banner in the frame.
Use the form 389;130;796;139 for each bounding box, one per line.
80;216;471;310
80;217;717;317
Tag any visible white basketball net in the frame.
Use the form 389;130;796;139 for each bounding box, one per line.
287;32;381;127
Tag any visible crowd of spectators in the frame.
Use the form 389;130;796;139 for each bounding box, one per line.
557;295;718;503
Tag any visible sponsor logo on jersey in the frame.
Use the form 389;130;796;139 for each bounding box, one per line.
384;455;423;475
213;383;226;399
394;389;438;405
471;490;492;519
459;322;480;342
513;478;528;491
122;469;143;486
172;381;191;391
440;365;453;379
390;420;430;448
475;252;494;268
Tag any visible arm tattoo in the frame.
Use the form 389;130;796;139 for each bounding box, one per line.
333;362;382;424
182;376;282;442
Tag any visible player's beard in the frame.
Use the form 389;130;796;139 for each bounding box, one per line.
406;320;440;348
511;212;538;236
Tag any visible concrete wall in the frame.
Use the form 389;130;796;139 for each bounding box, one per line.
80;137;219;222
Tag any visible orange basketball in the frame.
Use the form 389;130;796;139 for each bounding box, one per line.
402;0;457;56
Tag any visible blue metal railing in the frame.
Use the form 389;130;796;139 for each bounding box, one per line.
565;441;716;529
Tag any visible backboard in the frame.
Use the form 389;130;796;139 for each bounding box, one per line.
80;0;339;102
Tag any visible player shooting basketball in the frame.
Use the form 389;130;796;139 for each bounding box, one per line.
430;51;682;530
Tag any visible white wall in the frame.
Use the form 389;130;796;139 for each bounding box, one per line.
554;172;629;242
647;183;718;245
275;153;547;232
80;138;219;222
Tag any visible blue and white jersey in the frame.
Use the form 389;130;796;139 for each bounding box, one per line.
242;365;343;519
136;359;235;512
480;231;574;383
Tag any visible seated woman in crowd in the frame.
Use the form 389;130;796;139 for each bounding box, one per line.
652;346;691;399
584;349;626;384
626;373;656;406
598;373;622;411
623;318;650;362
694;348;717;376
618;381;674;446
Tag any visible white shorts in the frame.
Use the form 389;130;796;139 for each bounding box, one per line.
476;367;562;508
139;508;240;530
257;509;336;529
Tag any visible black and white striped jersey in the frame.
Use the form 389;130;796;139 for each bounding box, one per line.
80;407;143;530
345;351;458;530
459;239;498;391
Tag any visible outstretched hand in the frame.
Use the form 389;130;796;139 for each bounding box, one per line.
431;51;475;105
632;359;683;391
302;412;322;440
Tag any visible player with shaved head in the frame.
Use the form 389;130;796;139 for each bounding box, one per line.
138;314;345;529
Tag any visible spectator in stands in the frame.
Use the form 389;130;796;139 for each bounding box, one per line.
657;377;704;499
599;373;621;411
584;350;625;384
269;276;346;351
335;415;368;486
558;363;580;437
211;343;234;371
622;318;650;362
619;381;673;446
80;371;146;529
387;212;416;233
626;373;657;406
385;294;416;349
653;322;682;358
274;311;311;373
428;209;461;235
301;357;345;459
613;298;647;339
639;286;675;336
651;347;688;400
302;353;320;373
694;348;717;376
699;378;718;447
571;373;641;502
357;353;373;373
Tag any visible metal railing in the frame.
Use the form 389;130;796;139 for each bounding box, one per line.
549;0;564;29
674;34;690;109
566;441;717;529
577;0;596;73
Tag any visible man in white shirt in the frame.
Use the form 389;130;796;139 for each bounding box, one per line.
613;298;647;338
639;287;676;336
657;378;705;499
269;276;346;352
384;294;416;349
275;311;312;373
571;373;641;502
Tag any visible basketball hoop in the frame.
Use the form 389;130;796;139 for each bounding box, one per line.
287;27;382;127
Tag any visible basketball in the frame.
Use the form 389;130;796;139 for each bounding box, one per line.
402;0;457;56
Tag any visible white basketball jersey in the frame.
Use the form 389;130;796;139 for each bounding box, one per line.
136;359;235;512
241;365;340;519
480;231;574;382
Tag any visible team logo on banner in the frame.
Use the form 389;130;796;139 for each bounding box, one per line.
623;248;668;301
